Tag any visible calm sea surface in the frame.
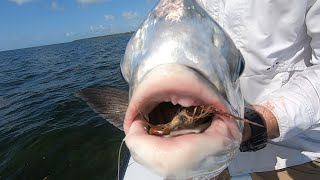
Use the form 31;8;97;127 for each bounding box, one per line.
0;34;131;179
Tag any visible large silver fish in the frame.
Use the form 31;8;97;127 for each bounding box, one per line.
78;0;245;179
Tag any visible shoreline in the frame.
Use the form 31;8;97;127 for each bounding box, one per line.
0;31;135;53
73;31;135;42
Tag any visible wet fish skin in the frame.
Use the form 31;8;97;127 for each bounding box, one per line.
121;0;244;105
78;0;245;179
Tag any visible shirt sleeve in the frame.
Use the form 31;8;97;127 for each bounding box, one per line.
256;1;320;142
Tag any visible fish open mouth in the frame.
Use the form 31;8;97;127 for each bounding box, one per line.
147;103;215;137
123;64;242;179
123;64;234;133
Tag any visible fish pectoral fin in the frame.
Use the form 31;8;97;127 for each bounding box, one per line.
76;87;129;131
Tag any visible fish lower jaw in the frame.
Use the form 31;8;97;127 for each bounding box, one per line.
124;117;241;179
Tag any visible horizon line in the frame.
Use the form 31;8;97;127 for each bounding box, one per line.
0;31;135;53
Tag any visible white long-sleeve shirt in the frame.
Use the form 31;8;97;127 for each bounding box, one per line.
197;0;320;176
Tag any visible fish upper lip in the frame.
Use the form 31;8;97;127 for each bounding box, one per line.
123;64;229;134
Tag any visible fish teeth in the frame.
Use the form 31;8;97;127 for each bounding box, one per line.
170;95;197;107
177;97;195;107
171;95;178;105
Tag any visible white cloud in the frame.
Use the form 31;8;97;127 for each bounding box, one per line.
122;11;139;20
77;0;111;4
51;1;64;11
104;15;115;21
65;32;74;37
9;0;32;5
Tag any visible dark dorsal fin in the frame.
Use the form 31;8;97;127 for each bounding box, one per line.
76;87;129;131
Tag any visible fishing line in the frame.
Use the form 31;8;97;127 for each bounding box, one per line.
117;137;126;180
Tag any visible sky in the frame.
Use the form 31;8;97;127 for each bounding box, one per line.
0;0;158;51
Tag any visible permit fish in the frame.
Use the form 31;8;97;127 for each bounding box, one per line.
77;0;245;179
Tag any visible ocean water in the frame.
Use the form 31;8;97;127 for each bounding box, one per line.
0;34;131;179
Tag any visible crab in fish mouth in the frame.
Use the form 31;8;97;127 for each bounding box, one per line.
146;102;263;137
144;103;215;136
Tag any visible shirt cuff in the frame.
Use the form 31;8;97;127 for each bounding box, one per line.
255;78;316;142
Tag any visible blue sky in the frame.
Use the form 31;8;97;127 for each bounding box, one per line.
0;0;158;51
